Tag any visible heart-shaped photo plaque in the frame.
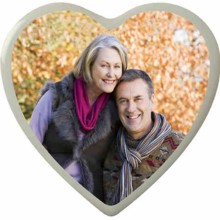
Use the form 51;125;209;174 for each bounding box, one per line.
1;3;219;216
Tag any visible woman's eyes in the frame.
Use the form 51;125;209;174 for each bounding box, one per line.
100;64;121;69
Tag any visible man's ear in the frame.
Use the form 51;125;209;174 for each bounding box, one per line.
150;94;154;109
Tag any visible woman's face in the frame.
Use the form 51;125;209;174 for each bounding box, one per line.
90;47;123;94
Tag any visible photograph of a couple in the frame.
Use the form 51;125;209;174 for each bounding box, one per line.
12;10;209;205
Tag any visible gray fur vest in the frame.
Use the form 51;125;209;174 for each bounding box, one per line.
40;73;119;202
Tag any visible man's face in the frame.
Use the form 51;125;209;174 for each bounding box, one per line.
115;78;154;140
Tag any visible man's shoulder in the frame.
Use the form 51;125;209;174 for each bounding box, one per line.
169;129;185;139
163;129;185;149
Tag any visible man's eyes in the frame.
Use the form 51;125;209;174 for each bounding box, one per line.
135;97;142;101
118;99;127;104
118;98;142;104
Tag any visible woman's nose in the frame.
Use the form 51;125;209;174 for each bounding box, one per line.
106;67;114;77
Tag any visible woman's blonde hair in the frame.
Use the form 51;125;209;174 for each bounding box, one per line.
73;34;127;82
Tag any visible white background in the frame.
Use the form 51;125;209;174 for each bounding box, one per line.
0;0;219;219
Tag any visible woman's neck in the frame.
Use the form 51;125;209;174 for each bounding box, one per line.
85;83;102;106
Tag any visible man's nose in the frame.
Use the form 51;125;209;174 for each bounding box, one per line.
127;101;136;112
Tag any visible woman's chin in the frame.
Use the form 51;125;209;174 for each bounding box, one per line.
101;87;115;93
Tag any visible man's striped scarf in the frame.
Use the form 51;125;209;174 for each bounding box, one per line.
114;112;171;203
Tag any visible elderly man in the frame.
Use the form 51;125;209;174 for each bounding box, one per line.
103;69;185;205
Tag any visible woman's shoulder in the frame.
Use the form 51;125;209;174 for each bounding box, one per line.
58;72;75;93
41;71;74;92
38;72;75;110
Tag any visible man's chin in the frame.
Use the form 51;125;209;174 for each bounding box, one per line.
124;126;139;135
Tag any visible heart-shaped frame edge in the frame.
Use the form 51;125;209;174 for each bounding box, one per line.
1;2;220;216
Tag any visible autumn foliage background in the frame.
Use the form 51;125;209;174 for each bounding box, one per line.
12;11;209;134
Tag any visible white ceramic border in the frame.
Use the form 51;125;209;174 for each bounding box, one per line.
1;2;219;216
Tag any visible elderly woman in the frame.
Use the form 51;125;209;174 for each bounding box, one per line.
30;34;127;201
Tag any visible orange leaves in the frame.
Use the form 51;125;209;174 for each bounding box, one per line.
11;11;209;134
